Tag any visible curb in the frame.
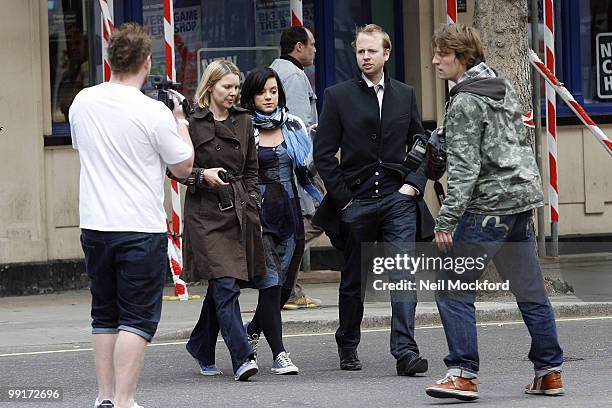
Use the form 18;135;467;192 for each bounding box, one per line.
154;302;612;342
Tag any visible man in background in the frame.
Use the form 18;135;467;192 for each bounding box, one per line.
271;25;323;310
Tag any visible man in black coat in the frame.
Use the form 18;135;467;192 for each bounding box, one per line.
313;24;432;375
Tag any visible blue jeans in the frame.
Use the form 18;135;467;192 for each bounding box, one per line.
337;191;420;361
80;229;167;342
186;277;254;373
436;211;564;378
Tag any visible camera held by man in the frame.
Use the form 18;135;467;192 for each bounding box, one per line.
149;75;191;116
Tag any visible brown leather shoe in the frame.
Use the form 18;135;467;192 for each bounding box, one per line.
525;371;565;396
425;375;480;401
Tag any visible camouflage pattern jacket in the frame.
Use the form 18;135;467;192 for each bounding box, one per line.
435;63;544;232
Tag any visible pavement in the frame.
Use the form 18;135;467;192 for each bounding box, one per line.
1;259;612;354
2;317;612;407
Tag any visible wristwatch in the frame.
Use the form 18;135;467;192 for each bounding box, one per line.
176;118;189;127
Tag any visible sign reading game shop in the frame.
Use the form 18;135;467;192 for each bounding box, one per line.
597;33;612;99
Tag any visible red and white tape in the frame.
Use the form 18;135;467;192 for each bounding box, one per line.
162;0;189;301
522;111;536;128
529;49;612;158
99;0;114;82
290;0;303;27
447;0;457;24
543;0;559;223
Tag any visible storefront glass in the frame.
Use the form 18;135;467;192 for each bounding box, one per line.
48;0;93;132
142;0;314;102
333;0;397;83
579;0;612;103
48;0;125;135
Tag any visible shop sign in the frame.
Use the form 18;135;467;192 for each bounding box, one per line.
457;0;467;13
597;33;612;99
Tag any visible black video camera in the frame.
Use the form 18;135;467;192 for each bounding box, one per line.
404;133;429;172
149;75;191;116
403;128;447;181
425;127;446;181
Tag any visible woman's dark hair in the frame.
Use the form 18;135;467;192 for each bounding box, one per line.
240;67;287;113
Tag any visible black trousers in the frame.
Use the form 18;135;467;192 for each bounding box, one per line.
336;192;420;360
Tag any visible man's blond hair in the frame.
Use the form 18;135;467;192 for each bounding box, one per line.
352;24;392;52
195;60;240;108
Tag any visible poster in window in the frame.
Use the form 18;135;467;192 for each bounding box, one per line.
254;0;291;45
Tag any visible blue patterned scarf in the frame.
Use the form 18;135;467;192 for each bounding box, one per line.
252;107;322;204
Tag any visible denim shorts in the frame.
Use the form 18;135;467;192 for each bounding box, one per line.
81;229;167;342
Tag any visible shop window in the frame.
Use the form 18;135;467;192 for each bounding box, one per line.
528;0;612;118
47;0;125;137
333;0;398;83
48;0;94;136
142;0;315;103
579;0;612;103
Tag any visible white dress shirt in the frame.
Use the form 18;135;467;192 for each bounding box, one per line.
362;72;385;118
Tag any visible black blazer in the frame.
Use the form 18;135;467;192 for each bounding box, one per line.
313;74;434;247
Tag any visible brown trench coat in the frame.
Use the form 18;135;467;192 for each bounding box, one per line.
182;106;266;282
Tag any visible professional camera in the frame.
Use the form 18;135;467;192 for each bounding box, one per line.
404;133;429;172
148;75;191;116
425;127;446;181
218;170;229;183
403;128;447;180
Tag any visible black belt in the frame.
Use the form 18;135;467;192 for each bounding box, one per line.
217;172;243;212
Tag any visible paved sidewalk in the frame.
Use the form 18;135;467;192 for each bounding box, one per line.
1;281;611;354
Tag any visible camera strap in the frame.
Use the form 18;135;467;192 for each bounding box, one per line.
434;180;446;207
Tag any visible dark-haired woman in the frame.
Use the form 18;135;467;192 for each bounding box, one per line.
240;67;322;375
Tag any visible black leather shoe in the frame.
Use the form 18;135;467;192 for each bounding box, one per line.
338;346;362;371
396;354;428;376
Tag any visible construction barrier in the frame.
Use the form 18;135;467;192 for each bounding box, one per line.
529;49;612;158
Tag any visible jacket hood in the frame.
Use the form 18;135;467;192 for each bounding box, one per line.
450;76;507;101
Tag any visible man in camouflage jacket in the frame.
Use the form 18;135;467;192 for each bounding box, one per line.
425;24;565;402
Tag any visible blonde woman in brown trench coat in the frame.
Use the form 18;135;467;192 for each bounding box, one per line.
168;60;264;381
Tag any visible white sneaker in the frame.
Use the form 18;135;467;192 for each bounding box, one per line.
94;398;114;408
271;351;299;375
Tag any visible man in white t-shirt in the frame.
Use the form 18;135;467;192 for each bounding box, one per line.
69;23;193;408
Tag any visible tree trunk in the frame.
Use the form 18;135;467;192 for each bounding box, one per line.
473;0;534;287
473;0;532;114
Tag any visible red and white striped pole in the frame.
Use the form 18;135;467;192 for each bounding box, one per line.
99;0;114;82
544;0;559;255
163;0;190;300
164;0;176;82
290;0;303;27
447;0;457;24
529;50;612;157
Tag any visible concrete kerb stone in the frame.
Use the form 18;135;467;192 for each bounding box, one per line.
154;302;612;342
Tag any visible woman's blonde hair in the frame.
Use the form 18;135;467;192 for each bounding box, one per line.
194;60;240;108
